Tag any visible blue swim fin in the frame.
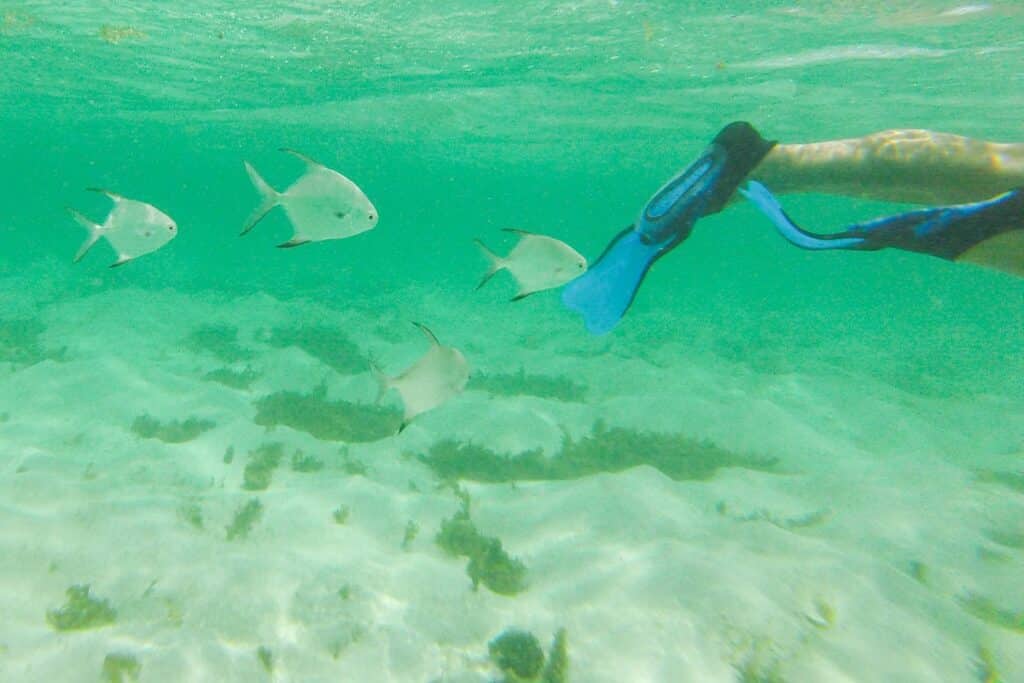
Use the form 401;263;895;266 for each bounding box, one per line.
740;181;865;250
743;180;1024;276
561;228;662;335
563;122;776;334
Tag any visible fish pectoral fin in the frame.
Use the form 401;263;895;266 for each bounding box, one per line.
86;187;125;202
510;291;533;302
277;237;312;248
110;255;133;268
501;227;535;236
279;148;324;168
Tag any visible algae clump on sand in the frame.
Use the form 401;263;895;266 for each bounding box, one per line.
101;652;141;683
0;317;65;365
203;366;260;390
253;384;401;442
256;645;274;673
291;450;324;472
242;442;285;491
131;415;216;443
435;490;527;595
185;323;253;363
469;367;587;402
958;592;1024;632
265;324;367;374
46;585;116;631
487;627;569;683
542;629;569;683
226;498;264;541
420;420;778;483
489;629;545;679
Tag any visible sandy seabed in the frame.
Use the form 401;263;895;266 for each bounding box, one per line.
0;268;1022;683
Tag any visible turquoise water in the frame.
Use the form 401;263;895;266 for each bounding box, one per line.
2;2;1023;681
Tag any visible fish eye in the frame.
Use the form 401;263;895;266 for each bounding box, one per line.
168;225;175;231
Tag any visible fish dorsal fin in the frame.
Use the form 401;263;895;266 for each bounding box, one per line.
279;148;325;168
86;188;126;202
412;322;440;346
501;228;536;237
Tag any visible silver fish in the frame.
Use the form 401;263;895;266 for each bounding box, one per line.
374;323;470;432
242;148;378;248
67;189;177;267
475;229;587;300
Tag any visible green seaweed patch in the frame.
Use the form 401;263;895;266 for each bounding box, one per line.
332;504;350;525
291;450;324;472
542;629;568;683
736;660;788;683
226;498;263;541
469;368;587;402
489;629;545;680
177;501;204;530
958;593;1024;632
468;538;529;596
253;385;401;442
716;502;831;531
243;442;285;491
420;421;778;483
729;634;788;683
265;324;367;374
436;495;527;595
975;645;1003;683
487;628;569;683
0;317;65;365
908;561;930;585
185;324;253;363
257;645;274;673
402;520;420;550
977;546;1012;564
341;452;369;475
101;652;141;683
46;585;116;631
131;415;216;443
203;366;260;390
984;527;1024;549
975;469;1024;494
421;441;547;483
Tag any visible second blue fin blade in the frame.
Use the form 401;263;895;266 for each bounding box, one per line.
561;228;663;335
742;181;865;250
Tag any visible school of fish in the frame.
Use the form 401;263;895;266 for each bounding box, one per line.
66;151;588;429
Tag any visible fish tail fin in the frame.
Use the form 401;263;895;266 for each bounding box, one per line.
67;207;103;263
473;239;505;289
241;161;280;235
